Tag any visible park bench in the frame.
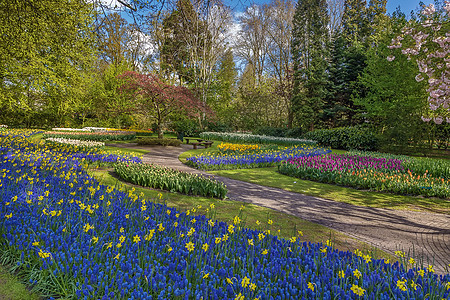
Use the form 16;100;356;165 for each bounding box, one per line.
185;138;213;149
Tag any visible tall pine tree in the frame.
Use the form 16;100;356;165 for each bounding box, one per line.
324;0;387;127
291;0;330;131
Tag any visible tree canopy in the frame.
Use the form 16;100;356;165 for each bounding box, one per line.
118;71;212;138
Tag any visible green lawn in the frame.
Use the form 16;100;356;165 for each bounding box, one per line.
103;146;150;155
0;265;39;300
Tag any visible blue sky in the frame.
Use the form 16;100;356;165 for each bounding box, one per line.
386;0;434;15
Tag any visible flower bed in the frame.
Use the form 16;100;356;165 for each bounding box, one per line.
217;142;261;153
0;131;449;299
0;130;140;166
186;145;331;170
279;153;450;198
114;162;227;199
45;137;105;148
348;150;450;180
51;127;91;132
200;132;318;146
43;130;136;141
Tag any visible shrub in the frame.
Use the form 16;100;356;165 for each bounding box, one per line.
137;137;182;147
115;162;227;199
302;126;379;150
204;120;231;133
285;127;304;139
252;126;289;137
200;132;317;146
171;119;202;137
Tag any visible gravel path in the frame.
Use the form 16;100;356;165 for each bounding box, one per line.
113;143;450;274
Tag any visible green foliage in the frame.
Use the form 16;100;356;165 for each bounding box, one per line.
210;49;237;122
203;121;231;133
97;13;134;67
82;61;133;128
252;127;290;137
341;0;370;44
235;67;288;130
302;126;379;150
137;138;182;147
324;1;388;128
114;162;227;198
0;0;96;127
171;119;201;137
353;13;429;151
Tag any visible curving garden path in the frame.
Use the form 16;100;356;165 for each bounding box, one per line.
114;143;450;274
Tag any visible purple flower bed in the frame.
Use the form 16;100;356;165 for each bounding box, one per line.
288;154;405;173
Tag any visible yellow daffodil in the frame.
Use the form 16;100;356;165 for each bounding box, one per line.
350;284;365;296
185;241;194;252
353;269;362;279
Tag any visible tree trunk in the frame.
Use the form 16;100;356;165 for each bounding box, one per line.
157;123;164;139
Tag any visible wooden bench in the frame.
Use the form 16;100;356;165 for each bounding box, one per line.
185;138;213;149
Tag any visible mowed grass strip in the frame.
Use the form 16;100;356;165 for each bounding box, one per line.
0;265;40;300
180;147;450;214
91;168;394;260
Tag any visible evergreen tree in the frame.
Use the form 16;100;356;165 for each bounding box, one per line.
323;34;348;127
341;0;369;44
213;49;237;121
291;0;330;131
324;0;387;127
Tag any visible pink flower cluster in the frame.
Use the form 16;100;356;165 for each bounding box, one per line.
388;2;450;124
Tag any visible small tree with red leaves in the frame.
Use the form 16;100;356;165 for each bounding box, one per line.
118;71;212;138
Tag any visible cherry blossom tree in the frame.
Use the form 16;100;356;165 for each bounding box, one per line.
387;1;449;124
119;71;212;138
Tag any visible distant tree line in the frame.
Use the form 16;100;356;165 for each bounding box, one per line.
0;0;448;151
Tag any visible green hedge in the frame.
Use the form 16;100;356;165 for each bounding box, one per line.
114;162;227;199
137;138;182;146
302;127;379;150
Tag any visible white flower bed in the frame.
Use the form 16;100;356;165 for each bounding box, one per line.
0;125;8;128
51;127;114;132
83;127;113;132
52;127;89;132
199;132;318;146
46;137;105;147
